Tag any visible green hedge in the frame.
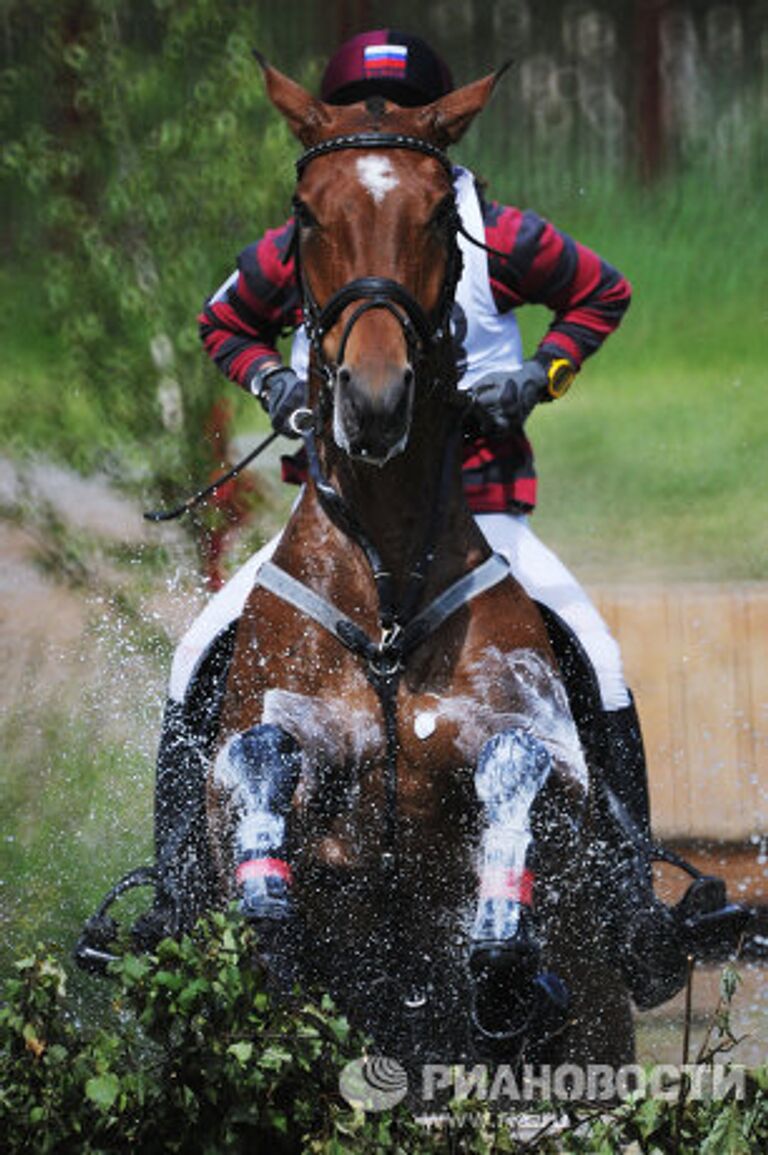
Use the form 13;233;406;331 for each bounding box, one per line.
2;914;766;1153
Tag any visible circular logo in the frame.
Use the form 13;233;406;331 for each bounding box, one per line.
339;1056;409;1111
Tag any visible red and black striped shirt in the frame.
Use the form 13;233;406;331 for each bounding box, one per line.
199;182;631;512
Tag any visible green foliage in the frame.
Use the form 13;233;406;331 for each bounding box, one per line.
1;0;293;493
1;917;766;1153
0;914;432;1153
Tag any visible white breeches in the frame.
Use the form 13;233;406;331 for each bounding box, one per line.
474;514;629;711
169;512;629;712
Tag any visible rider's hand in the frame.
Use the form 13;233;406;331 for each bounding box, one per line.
467;358;564;436
251;365;306;438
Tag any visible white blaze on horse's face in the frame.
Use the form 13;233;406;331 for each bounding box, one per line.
327;153;421;466
355;154;400;205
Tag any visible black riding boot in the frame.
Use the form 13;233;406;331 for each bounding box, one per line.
129;696;216;950
129;627;239;952
75;694;216;971
598;696;689;1009
600;696;753;1009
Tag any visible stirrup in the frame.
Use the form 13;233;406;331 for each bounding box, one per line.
74;866;175;975
600;784;755;1003
652;847;756;960
619;847;756;1010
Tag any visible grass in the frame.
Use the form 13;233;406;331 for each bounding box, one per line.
0;702;157;1047
529;356;768;581
511;171;768;580
0;702;154;956
0;696;155;977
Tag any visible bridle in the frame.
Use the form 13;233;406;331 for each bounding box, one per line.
292;133;464;378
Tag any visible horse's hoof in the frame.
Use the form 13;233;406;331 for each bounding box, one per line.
469;935;541;1038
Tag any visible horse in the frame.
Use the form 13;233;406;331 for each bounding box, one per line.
199;59;636;1069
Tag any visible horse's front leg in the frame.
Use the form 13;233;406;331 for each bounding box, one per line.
468;728;585;1045
209;724;303;923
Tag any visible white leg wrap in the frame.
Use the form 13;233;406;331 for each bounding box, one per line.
472;730;551;943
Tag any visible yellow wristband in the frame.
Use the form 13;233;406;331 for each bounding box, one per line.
546;358;577;400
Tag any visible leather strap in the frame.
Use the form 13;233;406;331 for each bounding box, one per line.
254;552;510;679
296;133;454;178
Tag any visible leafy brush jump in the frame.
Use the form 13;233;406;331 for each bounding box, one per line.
1;914;418;1153
2;916;767;1153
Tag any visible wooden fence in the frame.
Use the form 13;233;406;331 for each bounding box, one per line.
591;584;768;842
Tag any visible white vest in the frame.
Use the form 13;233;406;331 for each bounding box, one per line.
290;165;523;385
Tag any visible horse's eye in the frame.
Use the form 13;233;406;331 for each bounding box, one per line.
293;198;319;230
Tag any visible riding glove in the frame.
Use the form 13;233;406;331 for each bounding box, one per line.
468;358;560;436
252;365;306;438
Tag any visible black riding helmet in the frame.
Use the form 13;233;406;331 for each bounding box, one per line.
320;29;454;108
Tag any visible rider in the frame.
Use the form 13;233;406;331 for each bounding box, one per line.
143;30;713;1010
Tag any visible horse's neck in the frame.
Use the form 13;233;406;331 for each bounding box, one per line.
323;396;482;602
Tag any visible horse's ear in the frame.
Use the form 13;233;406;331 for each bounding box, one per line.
253;51;333;145
415;62;512;147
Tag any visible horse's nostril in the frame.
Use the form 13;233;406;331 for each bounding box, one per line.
403;365;414;388
338;367;351;387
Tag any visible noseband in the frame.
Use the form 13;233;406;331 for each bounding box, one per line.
293;133;463;373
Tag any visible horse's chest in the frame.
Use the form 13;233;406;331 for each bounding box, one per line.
261;684;385;769
259;642;580;769
259;682;475;776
